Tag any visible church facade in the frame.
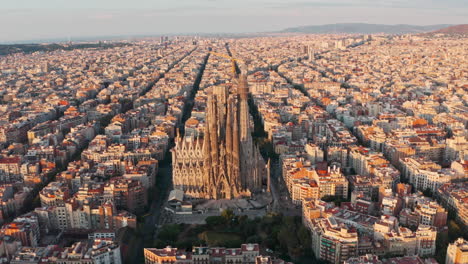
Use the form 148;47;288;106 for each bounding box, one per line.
171;76;266;199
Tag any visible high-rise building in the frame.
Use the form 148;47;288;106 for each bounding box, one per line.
307;45;314;61
172;75;265;199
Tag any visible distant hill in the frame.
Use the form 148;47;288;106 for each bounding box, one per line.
280;23;452;34
432;24;468;34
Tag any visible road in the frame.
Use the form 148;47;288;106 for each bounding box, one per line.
269;159;302;216
147;163;173;235
269;160;281;212
130;159;172;263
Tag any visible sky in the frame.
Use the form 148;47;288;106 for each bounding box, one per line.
0;0;466;43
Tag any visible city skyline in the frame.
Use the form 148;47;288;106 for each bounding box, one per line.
1;0;467;42
0;1;467;264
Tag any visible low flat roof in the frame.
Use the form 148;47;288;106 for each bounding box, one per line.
169;189;184;202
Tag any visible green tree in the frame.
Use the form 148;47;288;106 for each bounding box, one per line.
246;235;262;243
321;195;348;206
298;226;311;248
422;188;433;198
158;224;181;243
278;225;300;257
205;216;225;227
221;209;235;223
240;220;257;237
448;220;462;241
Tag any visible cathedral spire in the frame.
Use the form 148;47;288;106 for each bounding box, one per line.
172;75;264;200
238;74;251;141
226;98;233;165
238;74;249;100
195;133;200;150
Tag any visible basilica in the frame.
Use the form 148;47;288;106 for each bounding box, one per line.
171;75;266;199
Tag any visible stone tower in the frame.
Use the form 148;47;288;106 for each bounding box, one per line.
172;75;265;199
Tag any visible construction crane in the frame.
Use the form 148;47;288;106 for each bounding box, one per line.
208;51;244;78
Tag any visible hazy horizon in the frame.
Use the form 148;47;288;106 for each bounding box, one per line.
1;0;467;42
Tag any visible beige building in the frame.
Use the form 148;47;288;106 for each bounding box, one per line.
445;136;468;161
144;244;262;264
310;217;359;264
437;182;468;231
373;215;437;258
39;181;70;207
446;238;468;264
401;157;454;192
313;164;348;199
